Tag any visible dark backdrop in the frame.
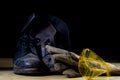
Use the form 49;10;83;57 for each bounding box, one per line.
0;1;120;61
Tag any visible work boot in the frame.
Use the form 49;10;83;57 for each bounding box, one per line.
13;12;71;75
13;33;49;75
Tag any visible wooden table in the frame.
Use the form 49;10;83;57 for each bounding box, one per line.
0;58;120;80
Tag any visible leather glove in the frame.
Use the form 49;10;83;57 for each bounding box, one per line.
45;45;120;78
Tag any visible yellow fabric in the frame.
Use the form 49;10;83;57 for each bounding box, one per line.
78;48;110;80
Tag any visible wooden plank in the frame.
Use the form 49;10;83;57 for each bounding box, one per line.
0;58;13;68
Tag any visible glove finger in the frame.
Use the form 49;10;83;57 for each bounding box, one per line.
54;63;68;72
63;68;81;78
53;54;78;66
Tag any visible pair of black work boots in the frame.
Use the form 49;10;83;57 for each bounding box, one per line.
13;12;71;75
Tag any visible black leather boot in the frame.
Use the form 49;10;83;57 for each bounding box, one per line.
13;12;71;75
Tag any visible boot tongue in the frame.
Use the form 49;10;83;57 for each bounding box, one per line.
35;23;56;46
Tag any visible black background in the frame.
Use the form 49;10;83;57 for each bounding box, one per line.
0;1;120;61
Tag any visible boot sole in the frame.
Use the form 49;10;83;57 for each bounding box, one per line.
14;67;45;75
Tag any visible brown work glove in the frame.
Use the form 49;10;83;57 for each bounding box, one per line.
45;45;81;78
45;45;120;78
